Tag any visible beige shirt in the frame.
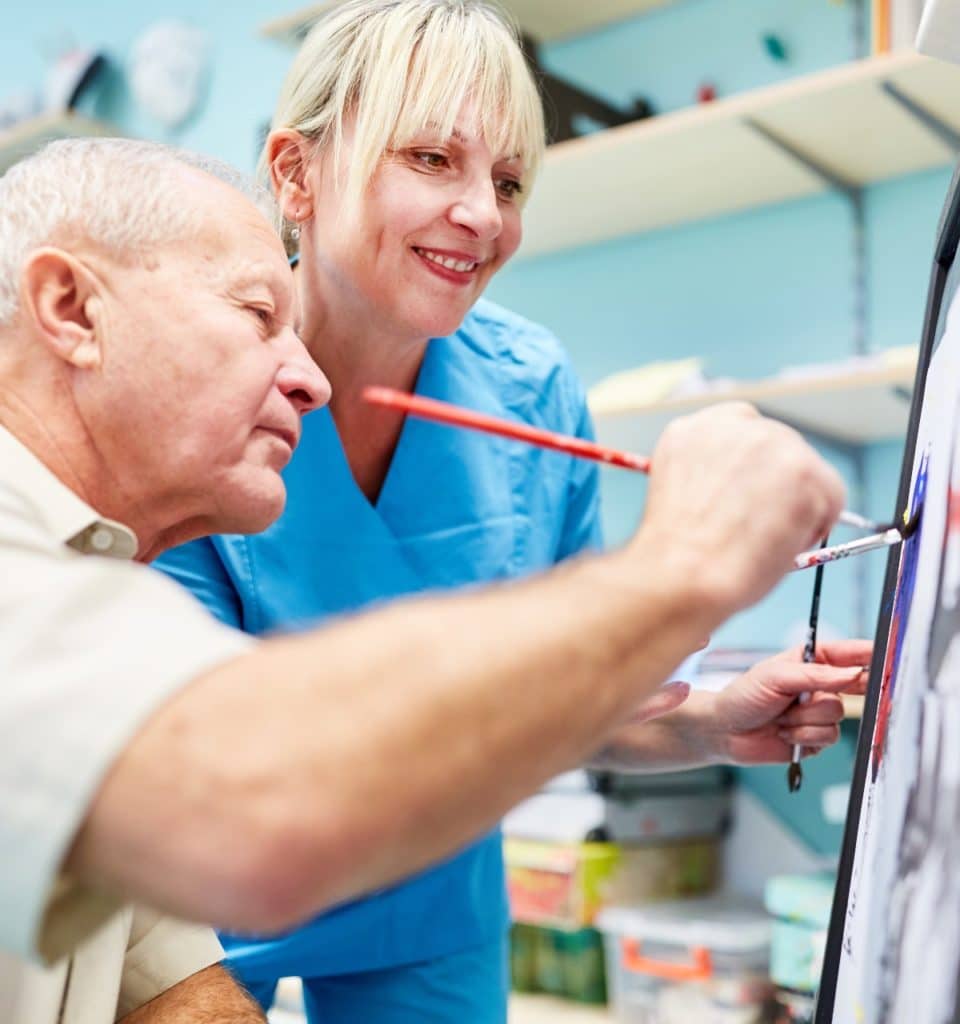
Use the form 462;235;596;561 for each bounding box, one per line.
0;426;254;1021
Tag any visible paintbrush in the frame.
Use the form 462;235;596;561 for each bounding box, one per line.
787;508;921;790
793;510;921;572
788;537;828;793
363;386;882;533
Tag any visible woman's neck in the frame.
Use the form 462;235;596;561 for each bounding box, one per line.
297;275;430;503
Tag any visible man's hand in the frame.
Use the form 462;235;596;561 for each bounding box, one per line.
637;403;846;626
121;965;264;1023
713;638;872;764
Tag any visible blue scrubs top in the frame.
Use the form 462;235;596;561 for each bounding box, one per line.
154;298;602;979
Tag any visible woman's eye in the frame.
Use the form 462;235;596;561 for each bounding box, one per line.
413;150;448;169
496;177;524;200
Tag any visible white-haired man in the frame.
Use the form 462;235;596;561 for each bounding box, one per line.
0;141;328;1022
0;139;860;1023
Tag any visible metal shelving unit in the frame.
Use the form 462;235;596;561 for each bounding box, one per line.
520;53;960;258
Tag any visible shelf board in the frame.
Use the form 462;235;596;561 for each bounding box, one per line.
589;356;916;454
0;114;115;175
521;52;960;257
510;994;610;1023
261;0;676;46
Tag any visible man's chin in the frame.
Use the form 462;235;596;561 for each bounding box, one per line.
218;482;287;535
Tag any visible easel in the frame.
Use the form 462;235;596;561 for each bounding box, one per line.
816;160;960;1021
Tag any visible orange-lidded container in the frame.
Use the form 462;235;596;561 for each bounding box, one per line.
597;898;774;1024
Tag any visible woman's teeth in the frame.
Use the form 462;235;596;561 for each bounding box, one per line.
415;248;478;273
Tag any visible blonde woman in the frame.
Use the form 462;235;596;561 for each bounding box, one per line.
156;1;869;1018
158;5;573;1017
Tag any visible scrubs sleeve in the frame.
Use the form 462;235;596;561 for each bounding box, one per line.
555;380;604;562
153;538;244;630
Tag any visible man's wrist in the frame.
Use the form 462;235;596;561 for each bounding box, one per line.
623;524;732;639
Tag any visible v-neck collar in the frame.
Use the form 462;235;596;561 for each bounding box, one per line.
372;337;444;515
285;325;513;542
319;337;445;519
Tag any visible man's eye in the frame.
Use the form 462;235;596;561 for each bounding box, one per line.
249;306;272;326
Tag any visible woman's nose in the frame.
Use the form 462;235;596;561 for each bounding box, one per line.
450;178;502;241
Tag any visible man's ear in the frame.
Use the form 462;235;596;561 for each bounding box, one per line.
266;130;316;224
19;247;103;370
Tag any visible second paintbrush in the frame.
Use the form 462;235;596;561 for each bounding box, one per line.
792;511;920;572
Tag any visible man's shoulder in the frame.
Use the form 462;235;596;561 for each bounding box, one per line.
0;480;63;553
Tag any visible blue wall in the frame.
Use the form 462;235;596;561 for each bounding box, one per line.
2;0;951;854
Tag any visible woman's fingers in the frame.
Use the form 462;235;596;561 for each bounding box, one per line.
778;724;840;747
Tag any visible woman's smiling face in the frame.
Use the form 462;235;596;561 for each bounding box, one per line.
301;98;526;341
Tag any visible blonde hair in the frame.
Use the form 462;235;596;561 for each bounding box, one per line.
263;0;545;248
0;138;276;325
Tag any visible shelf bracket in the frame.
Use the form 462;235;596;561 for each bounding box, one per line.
743;119;868;355
880;81;960;153
522;34;652;145
742;118;859;199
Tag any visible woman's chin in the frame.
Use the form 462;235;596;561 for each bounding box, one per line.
403;294;479;340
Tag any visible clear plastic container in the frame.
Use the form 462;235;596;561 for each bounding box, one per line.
597;898;774;1024
509;923;608;1004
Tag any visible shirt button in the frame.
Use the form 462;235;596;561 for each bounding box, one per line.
90;527;114;553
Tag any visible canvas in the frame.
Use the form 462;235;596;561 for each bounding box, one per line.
818;163;960;1023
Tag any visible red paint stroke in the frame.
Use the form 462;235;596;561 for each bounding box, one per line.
871;453;928;781
948;486;960;536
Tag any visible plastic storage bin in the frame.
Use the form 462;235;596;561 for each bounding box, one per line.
597;898;774;1024
509;923;608;1004
505;838;719;929
763;873;834;994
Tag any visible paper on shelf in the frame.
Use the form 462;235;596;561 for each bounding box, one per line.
879;344;919;371
774;345;918;382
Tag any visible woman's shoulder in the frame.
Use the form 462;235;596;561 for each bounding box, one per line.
459;298;579;378
456;299;587;426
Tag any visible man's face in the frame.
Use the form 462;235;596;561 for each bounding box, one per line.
78;172;330;550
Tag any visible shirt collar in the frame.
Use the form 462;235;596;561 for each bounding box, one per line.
0;426;139;560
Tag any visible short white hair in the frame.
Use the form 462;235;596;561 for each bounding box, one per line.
0;137;278;325
264;0;546;251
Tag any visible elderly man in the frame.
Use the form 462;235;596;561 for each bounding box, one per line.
0;139;861;1023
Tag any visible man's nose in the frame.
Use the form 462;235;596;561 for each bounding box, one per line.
277;337;331;414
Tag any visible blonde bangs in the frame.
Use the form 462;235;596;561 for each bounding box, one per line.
390;7;544;180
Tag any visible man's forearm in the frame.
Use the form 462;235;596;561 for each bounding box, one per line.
121;965;264;1024
69;401;848;938
71;533;719;932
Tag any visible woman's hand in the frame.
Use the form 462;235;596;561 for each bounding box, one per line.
715;639;872;764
